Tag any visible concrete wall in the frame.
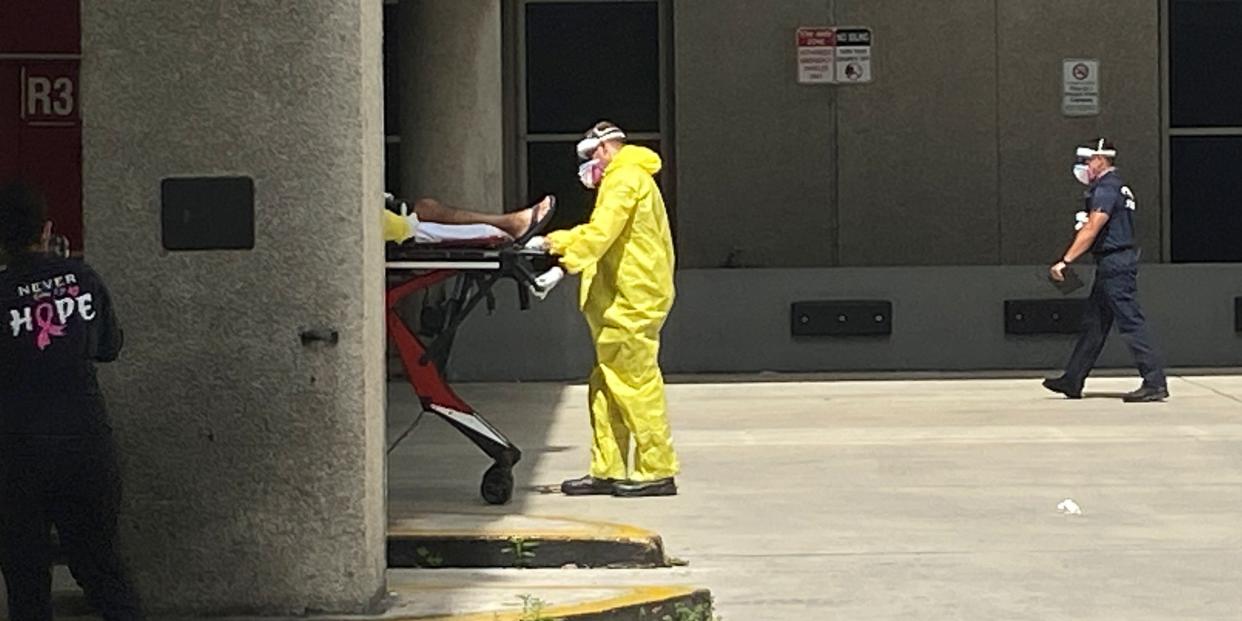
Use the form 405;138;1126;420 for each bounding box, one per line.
673;0;1162;268
436;1;1210;380
834;0;999;266
412;1;1200;379
82;0;386;615
996;0;1162;263
400;0;504;213
445;266;1242;381
675;0;838;268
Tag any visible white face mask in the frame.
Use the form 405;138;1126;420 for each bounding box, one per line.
1073;164;1092;186
578;159;603;189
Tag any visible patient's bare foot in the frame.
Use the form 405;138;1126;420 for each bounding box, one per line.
503;196;553;238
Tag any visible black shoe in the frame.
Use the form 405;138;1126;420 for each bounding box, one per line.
1042;377;1082;400
612;478;678;498
1123;386;1169;403
561;475;617;496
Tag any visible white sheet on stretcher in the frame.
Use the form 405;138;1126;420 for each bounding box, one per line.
413;222;511;244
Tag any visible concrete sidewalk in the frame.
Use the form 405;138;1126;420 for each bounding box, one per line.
389;372;1242;620
8;373;1240;619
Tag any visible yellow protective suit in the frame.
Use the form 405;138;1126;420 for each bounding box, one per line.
546;145;679;482
383;209;414;243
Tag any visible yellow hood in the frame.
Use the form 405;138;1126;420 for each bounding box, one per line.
546;139;674;314
606;144;662;177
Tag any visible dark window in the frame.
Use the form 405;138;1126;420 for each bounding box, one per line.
383;3;400;196
525;2;661;134
1170;0;1242;127
1170;136;1242;263
1169;0;1242;262
520;1;671;235
383;2;400;135
385;141;401;197
526;139;665;231
527;141;596;231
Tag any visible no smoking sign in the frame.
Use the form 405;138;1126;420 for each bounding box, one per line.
1063;58;1099;117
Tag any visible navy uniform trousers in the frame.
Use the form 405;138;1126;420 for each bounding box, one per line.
1062;249;1167;390
0;434;142;621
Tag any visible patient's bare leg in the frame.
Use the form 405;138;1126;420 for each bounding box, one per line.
412;196;552;238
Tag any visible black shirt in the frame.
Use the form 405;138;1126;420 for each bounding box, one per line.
1086;170;1138;254
0;252;123;436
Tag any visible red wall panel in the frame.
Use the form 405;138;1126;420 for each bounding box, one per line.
0;0;80;54
1;1;82;250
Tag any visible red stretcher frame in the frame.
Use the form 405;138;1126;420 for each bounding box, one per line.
385;244;551;505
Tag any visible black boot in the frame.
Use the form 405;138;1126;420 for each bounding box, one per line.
1123;385;1169;403
560;475;617;496
1042;377;1083;400
613;477;678;498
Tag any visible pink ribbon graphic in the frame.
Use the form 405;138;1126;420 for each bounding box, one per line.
34;303;66;351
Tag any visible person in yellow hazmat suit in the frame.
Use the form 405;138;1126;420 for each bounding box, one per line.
526;121;680;498
382;193;553;244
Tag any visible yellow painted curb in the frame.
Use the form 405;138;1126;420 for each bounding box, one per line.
406;585;700;621
388;514;661;543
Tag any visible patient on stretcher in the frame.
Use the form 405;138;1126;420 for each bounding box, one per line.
383;194;554;245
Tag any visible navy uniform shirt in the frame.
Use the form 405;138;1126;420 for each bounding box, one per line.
1086;170;1137;254
0;252;123;436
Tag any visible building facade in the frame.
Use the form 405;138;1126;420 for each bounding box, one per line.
382;0;1242;377
0;0;1238;615
2;1;1239;378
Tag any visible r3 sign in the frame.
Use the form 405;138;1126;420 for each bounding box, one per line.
21;65;78;125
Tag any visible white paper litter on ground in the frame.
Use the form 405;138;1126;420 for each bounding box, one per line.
1057;498;1083;516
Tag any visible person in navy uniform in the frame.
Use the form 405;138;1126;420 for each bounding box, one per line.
0;182;143;621
1044;139;1169;403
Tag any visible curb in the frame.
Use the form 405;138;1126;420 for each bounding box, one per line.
35;587;714;621
413;586;713;621
387;516;667;569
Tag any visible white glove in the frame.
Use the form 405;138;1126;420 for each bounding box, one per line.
525;235;549;251
1074;211;1089;231
531;266;565;300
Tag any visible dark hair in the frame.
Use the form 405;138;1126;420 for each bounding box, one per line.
0;181;48;256
591;121;627;144
1091;137;1117;165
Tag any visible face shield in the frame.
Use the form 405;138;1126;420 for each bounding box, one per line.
1073;141;1117;185
575;126;627;160
574;125;627;189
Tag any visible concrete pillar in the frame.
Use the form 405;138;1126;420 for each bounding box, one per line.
399;0;504;212
81;1;387;615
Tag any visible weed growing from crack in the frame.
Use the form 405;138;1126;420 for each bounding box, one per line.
501;537;541;568
511;594;561;621
414;546;443;568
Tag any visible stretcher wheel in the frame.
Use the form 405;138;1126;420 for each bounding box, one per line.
481;464;514;505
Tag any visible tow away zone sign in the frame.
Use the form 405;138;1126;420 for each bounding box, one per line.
797;26;873;85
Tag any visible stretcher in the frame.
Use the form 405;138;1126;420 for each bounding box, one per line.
385;205;556;505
